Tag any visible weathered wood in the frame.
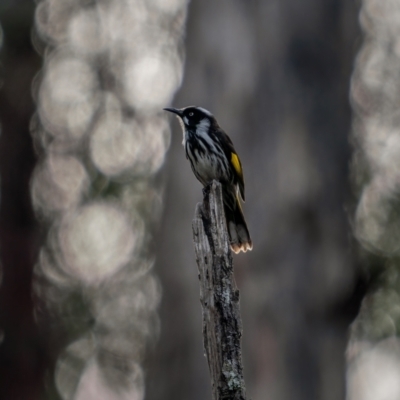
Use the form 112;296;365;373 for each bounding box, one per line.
192;180;247;400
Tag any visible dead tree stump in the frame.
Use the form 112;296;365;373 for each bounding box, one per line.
192;180;247;400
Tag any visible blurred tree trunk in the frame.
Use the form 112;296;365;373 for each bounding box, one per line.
0;3;44;399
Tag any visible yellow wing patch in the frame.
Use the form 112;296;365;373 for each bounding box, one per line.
231;152;243;178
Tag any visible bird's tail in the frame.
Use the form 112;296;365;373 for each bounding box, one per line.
224;194;253;254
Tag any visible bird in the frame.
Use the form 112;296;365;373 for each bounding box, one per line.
164;105;252;254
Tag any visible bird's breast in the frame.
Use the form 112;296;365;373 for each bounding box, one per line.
186;137;228;185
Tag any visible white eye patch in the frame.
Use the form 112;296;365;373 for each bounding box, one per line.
183;116;189;125
197;118;210;135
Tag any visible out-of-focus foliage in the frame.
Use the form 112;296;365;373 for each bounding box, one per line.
348;1;400;399
30;0;187;399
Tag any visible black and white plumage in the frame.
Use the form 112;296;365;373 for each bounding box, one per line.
164;105;252;254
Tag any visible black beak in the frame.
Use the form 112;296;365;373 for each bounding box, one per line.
163;107;183;117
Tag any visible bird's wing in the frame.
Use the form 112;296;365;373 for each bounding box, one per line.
219;129;246;202
230;151;245;201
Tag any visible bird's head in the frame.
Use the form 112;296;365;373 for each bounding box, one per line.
163;106;215;129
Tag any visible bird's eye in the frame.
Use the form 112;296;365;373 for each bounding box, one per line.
189;112;194;117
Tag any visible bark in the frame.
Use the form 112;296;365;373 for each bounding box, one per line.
192;180;247;400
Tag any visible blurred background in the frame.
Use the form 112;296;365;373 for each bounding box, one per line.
2;0;400;399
